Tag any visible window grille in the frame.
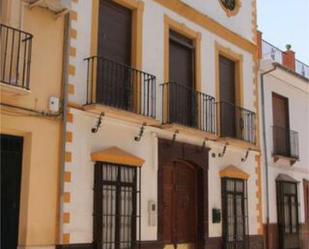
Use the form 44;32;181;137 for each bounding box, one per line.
221;178;249;249
94;163;141;249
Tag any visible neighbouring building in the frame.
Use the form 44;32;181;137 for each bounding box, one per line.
0;1;69;249
57;1;264;249
258;33;309;249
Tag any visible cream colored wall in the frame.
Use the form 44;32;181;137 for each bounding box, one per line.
1;2;65;248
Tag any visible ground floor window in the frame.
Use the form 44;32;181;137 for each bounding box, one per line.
277;180;300;249
221;178;248;249
94;163;141;249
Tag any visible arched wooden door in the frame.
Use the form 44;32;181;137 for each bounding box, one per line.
162;160;197;245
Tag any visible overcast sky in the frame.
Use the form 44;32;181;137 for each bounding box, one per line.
257;0;309;65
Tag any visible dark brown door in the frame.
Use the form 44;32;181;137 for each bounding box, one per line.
97;0;132;109
277;181;300;249
219;55;236;138
169;31;195;127
272;93;290;156
162;161;197;244
1;134;23;249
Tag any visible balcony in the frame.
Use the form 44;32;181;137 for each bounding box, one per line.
218;101;256;144
84;56;158;124
161;82;217;138
272;126;299;164
0;24;33;94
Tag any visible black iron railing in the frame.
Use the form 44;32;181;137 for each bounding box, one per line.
218;102;256;144
161;82;216;134
273;126;299;159
0;24;33;89
85;56;156;118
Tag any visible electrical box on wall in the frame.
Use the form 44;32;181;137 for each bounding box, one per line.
148;200;156;227
212;208;221;223
48;96;60;113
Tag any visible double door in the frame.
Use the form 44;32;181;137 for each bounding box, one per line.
162;161;197;245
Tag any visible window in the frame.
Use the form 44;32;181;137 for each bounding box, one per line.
94;163;141;249
221;178;248;249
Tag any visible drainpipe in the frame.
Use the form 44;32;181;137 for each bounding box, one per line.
58;12;70;244
260;65;277;249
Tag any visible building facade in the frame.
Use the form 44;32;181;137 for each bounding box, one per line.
0;1;69;249
57;1;263;249
259;35;309;249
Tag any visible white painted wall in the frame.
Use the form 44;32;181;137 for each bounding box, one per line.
260;60;309;225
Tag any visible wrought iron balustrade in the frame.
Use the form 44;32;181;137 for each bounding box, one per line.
0;24;33;89
272;126;299;159
218;101;256;144
161;82;216;134
85;56;156;118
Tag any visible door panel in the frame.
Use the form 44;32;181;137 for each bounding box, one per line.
97;0;132;108
1;134;23;249
219;55;236;138
272;93;290;156
161;161;197;244
169;32;194;127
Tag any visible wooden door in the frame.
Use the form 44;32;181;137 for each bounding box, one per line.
97;0;132;108
272;93;290;156
1;134;23;249
169;31;195;127
219;55;236;138
277;181;300;249
162;161;197;244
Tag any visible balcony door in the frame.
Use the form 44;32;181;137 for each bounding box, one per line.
97;0;132;110
219;55;236;138
1;134;23;249
272;93;290;156
169;31;195;127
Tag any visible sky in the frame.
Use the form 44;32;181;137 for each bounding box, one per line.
257;0;309;65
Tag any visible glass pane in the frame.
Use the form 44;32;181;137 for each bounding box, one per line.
103;164;118;181
291;196;297;233
236;195;244;241
120;186;133;249
284;196;290;233
235;181;244;193
226;179;235;192
120;167;135;183
227;194;235;242
103;185;116;249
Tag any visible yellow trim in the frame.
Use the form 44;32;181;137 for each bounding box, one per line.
63;212;70;223
219;165;249;180
218;0;242;17
215;42;244;136
91;146;145;167
65;151;72;162
255;154;263;235
90;0;144;106
63;233;70;244
153;0;256;55
163;15;201;123
63;192;71;203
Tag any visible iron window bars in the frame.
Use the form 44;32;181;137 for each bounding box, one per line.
272;126;299;159
94;162;141;249
161;82;217;134
0;24;33;90
222;178;249;249
85;56;156;118
218;101;256;144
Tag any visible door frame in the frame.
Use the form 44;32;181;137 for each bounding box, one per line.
215;42;244;137
163;15;201;124
158;139;209;249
